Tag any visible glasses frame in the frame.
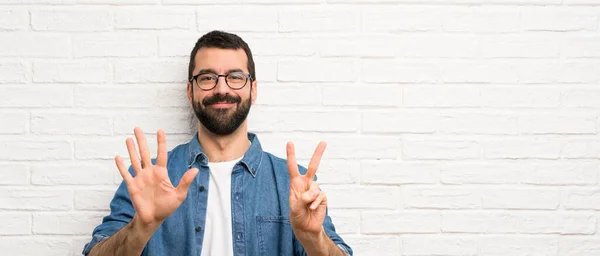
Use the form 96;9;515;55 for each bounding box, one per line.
190;71;253;91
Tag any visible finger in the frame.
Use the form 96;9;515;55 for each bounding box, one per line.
300;189;320;204
286;141;300;178
126;137;142;175
306;141;327;180
156;129;167;167
115;155;133;185
134;127;152;169
176;168;199;199
310;191;327;210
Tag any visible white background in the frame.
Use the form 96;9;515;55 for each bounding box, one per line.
1;0;600;255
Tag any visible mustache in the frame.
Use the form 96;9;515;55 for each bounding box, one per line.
202;94;241;105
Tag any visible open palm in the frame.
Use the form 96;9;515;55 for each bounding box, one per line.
115;127;198;226
287;141;328;235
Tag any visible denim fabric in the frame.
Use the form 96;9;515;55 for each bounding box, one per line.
82;133;352;256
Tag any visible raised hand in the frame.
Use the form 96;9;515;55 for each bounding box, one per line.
115;127;199;227
287;141;328;235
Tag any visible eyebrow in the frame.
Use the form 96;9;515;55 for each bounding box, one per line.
198;68;245;74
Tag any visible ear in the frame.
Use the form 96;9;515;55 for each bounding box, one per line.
186;81;193;106
250;80;257;104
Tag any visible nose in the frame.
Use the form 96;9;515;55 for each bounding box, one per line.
213;75;229;95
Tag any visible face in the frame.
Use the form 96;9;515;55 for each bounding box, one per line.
187;47;257;135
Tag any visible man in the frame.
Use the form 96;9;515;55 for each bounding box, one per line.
82;30;353;256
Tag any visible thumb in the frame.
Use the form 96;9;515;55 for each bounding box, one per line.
176;168;199;199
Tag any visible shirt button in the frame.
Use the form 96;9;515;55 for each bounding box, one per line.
195;226;201;232
236;233;242;240
199;186;205;192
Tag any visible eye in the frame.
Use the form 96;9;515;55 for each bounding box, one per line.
198;74;216;81
229;73;245;80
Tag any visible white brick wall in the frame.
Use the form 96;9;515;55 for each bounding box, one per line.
1;1;599;255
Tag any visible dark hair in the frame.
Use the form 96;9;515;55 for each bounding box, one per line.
188;30;255;82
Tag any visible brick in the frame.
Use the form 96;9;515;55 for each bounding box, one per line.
0;111;27;134
560;237;600;256
254;59;277;82
362;6;441;32
361;161;438;185
480;236;558;256
33;60;110;83
197;6;277;32
158;34;198;57
403;140;480;160
114;59;188;83
520;213;595;234
156;83;189;108
480;35;560;58
362;60;438;83
256;84;321;106
0;33;70;57
278;111;360;132
0;8;27;30
0;238;70;255
0;140;72;160
75;189;115;210
322;186;400;209
314;160;359;185
362;211;439;234
440;60;518;84
518;60;600;84
404;85;480;108
31;8;111;31
564;89;600;108
164;0;237;3
76;0;156;4
33;213;105;235
0;85;73;108
440;113;519;135
31;163;115;185
519;113;596;134
31;111;112;135
483;139;561;159
75;84;157;108
404;187;480;209
563;140;600;159
563;36;600;57
247;108;279;132
0;61;28;83
327;210;359;234
115;7;195;30
0;189;72;210
322;84;402;107
0;164;28;185
342;236;399;256
442;212;518;233
279;7;359;32
481;86;561;108
396;35;479;58
403;235;478;256
246;37;316;56
278;60;356;82
442;7;520;33
74;33;157;57
482;188;560;210
74;137;125;160
0;213;31;235
523;163;598;185
114;112;194;134
0;0;73;4
441;163;530;184
521;8;598;31
363;111;438;134
564;189;600;210
242;0;319;3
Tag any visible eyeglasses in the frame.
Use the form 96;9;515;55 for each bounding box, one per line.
190;71;252;91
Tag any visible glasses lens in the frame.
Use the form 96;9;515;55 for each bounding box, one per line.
226;72;247;89
196;73;217;90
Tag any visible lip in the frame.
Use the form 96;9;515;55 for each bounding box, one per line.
209;102;235;108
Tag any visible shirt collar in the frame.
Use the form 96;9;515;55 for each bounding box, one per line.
186;132;263;177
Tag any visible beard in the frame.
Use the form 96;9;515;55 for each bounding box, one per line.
192;92;251;135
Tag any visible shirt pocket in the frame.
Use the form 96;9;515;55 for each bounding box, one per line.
256;216;294;256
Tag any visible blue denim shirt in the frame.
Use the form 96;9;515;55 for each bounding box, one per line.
83;133;352;256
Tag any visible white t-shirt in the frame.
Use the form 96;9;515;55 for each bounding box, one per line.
201;157;242;256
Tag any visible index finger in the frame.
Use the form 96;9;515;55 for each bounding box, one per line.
306;141;327;180
286;141;300;178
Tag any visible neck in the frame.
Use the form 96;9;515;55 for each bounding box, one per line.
197;122;250;163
